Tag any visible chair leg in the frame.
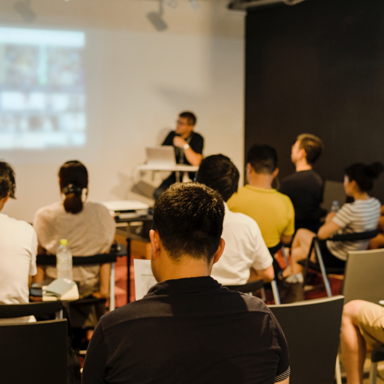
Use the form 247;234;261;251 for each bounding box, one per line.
271;280;281;305
109;262;116;311
335;353;342;384
281;245;290;267
370;362;378;384
314;240;333;297
260;287;266;302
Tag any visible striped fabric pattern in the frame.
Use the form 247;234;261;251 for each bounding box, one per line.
327;198;381;260
275;366;290;382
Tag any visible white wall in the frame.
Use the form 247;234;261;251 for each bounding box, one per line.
0;0;245;222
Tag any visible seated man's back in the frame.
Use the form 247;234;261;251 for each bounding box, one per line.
83;183;289;384
85;277;289;383
227;144;295;249
228;186;294;249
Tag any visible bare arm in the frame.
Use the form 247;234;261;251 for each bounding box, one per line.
93;263;111;299
249;265;274;283
173;136;202;166
275;378;289;384
318;213;341;240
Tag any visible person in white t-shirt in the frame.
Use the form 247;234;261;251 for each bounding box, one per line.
196;154;274;285
33;160;115;331
0;161;38;323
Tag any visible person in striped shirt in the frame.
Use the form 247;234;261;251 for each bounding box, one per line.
282;162;383;287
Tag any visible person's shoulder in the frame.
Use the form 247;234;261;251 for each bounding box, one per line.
192;131;204;140
239;293;274;316
1;214;34;233
34;201;63;220
225;209;258;228
281;172;298;184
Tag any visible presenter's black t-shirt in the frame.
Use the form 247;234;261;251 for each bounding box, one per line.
162;131;204;166
82;277;290;384
279;170;323;222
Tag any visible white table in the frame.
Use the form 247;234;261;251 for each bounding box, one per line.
136;164;199;182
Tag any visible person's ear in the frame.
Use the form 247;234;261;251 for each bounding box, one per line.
212;238;225;265
272;167;279;179
149;229;161;260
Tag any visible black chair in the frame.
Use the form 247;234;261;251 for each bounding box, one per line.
224;279;264;294
0;301;64;319
269;296;344;384
0;319;67;384
299;229;379;297
266;243;289;305
36;253;119;310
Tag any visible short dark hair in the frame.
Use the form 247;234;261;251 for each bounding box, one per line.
196;155;239;202
153;182;224;263
297;134;324;165
59;160;88;214
179;111;197;126
246;144;277;175
0;161;16;200
345;162;383;192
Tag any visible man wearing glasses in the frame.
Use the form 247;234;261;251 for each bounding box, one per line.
153;111;204;200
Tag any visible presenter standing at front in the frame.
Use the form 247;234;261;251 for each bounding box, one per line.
153;111;204;200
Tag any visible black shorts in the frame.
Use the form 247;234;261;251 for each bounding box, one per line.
317;240;346;269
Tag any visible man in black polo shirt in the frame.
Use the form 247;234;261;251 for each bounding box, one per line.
279;133;325;233
153;111;204;200
83;183;290;384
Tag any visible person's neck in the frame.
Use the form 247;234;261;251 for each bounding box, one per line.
352;191;370;201
181;131;193;140
295;160;312;172
248;173;274;190
156;256;211;283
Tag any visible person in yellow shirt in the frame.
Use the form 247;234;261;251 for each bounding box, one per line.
228;144;295;249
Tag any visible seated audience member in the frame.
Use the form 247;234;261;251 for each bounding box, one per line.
279;134;325;233
0;162;38;323
369;205;384;249
341;300;384;384
196;154;274;285
284;162;383;287
153;111;204;200
83;183;290;384
33;160;115;329
228;144;295;249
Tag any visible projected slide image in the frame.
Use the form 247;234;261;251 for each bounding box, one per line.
0;27;86;150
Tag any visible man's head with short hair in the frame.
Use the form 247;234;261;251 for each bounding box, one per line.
179;111;196;126
196;155;239;202
175;111;197;137
293;133;323;166
247;144;278;175
150;182;225;282
0;161;16;200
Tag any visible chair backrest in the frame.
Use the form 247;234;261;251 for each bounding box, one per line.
224;280;264;293
0;301;63;318
269;296;344;384
0;319;67;384
36;253;118;265
342;248;384;304
322;180;346;213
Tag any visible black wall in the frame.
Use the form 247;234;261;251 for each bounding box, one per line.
245;0;384;200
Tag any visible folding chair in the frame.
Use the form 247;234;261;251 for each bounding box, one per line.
36;253;118;310
0;319;67;384
341;248;384;384
265;243;289;305
299;229;379;297
269;296;344;384
0;301;64;320
224;279;264;295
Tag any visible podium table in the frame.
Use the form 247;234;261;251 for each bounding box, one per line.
136;164;199;182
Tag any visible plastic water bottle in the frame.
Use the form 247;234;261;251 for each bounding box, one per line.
331;200;340;213
56;239;73;280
